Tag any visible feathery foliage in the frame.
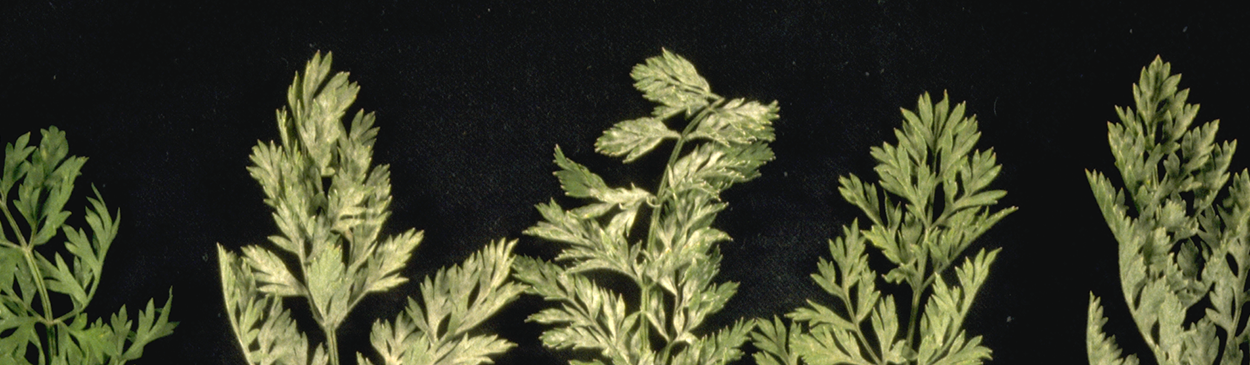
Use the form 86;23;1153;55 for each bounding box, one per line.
752;92;1012;365
217;52;524;365
514;49;777;365
1086;57;1250;365
0;127;176;364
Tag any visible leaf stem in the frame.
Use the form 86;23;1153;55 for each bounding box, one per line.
644;99;722;254
827;283;881;364
1;199;29;248
854;328;883;365
326;326;341;365
658;337;676;361
1232;255;1249;356
223;279;256;363
904;231;931;352
0;239;18;249
636;98;723;361
844;305;884;365
20;237;58;360
904;283;922;354
3;200;59;356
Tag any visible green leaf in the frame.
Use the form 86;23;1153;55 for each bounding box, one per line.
41;253;89;307
243;245;306;297
11;127;86;248
751;317;800;365
764;92;1007;365
553;146;610;199
631;49;715;117
1;132;34;197
0;302;38;361
363;240;523;365
870;298;905;364
915;250;997;365
689;99;778;146
1087;294;1141;365
58;315;109;364
308;244;351;327
1088;56;1249;365
221;52;520;365
119;291;178;361
522;50;772;365
596;117;680;163
0;247;22;296
791;325;873;365
668;142;774;195
361;229;423;294
670;318;755;365
0;127;175;365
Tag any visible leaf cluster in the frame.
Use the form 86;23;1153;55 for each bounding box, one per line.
362;239;526;365
515;49;777;365
218;52;523;365
1;127;176;364
1087;56;1250;365
752;93;1011;365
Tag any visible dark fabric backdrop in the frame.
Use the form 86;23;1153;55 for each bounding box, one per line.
3;1;1248;364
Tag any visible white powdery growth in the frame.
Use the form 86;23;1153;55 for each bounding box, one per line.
515;49;778;365
217;52;524;365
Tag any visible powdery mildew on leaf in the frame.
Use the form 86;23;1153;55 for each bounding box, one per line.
217;52;524;365
515;49;777;365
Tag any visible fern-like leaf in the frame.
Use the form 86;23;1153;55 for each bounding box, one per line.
755;92;1010;365
0;127;176;364
362;240;524;365
1086;56;1249;365
219;52;522;365
516;49;776;365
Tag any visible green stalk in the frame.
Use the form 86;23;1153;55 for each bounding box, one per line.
638;98;724;362
326;328;340;365
22;247;57;362
904;231;930;352
853;326;883;365
309;282;340;365
3;200;60;361
223;275;257;365
833;286;884;365
904;280;921;353
644;100;722;254
1231;261;1249;358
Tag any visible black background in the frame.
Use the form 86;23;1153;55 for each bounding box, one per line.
3;1;1248;364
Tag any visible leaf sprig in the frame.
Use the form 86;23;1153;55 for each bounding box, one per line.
752;92;1012;365
515;49;778;365
218;52;523;365
1086;57;1250;365
0;127;176;365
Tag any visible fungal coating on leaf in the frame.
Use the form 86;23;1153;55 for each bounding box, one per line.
517;49;777;365
218;52;524;365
